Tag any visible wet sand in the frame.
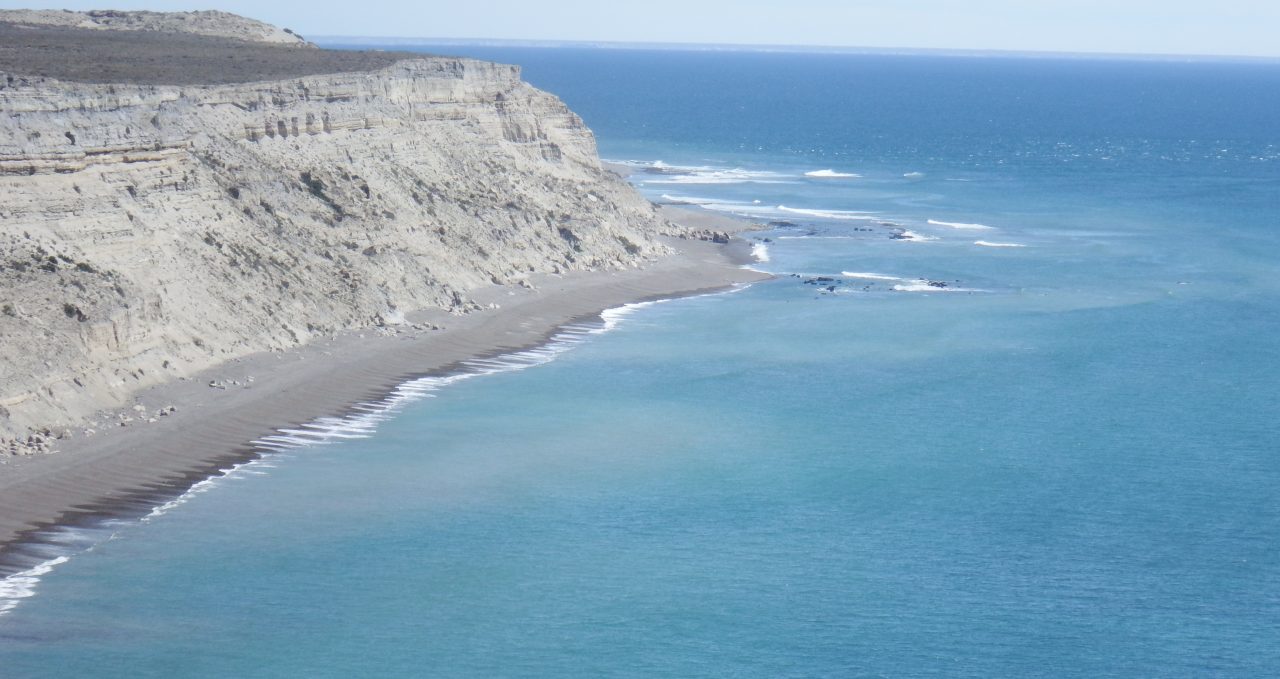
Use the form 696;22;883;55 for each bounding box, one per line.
0;229;769;573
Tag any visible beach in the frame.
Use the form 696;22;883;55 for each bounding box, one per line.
0;214;768;573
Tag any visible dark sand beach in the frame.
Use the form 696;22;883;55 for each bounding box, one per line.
0;222;768;573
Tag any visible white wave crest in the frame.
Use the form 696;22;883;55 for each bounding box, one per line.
841;271;906;281
658;194;780;222
804;169;861;178
774;236;860;240
660;194;729;206
660;194;907;238
903;171;926;178
662;199;885;225
751;243;771;262
640;163;792;185
778;205;878;221
891;280;985;293
601;158;660;168
974;240;1027;248
0;557;70;617
660;196;791;222
0;297;698;618
928;219;997;231
893;230;939;242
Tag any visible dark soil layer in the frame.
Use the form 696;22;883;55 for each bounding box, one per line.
0;23;424;85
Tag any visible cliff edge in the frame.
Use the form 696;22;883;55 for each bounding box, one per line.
0;15;694;451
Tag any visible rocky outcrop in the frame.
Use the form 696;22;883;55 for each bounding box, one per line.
0;55;682;445
0;9;311;46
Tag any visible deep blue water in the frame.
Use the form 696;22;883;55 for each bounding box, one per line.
2;47;1278;677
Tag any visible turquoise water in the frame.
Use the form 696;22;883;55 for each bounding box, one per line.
2;48;1279;677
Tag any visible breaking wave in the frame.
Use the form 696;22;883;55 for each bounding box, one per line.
842;271;907;281
928;219;997;231
892;230;939;242
0;297;692;618
892;281;985;293
804;169;861;178
619;160;792;185
778;205;878;221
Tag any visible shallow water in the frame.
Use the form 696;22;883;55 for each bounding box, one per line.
2;47;1278;677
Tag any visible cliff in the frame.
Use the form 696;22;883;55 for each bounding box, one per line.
0;27;688;450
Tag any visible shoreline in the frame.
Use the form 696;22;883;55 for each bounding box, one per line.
0;218;770;577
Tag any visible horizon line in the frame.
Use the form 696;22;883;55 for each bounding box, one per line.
309;35;1280;64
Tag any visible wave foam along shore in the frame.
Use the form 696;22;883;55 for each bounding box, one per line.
842;271;907;281
629;161;792;185
0;10;774;582
778;205;879;221
804;169;861;178
928;219;997;230
892;230;939;242
891;281;986;293
0;253;757;612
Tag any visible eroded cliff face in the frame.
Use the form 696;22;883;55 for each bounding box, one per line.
0;57;680;445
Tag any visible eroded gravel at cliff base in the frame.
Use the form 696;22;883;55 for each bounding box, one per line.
0;23;422;85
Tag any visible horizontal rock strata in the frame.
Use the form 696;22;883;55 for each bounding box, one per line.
0;47;688;447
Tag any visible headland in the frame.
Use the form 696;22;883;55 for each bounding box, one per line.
0;10;768;572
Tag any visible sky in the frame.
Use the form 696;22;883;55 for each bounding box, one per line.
3;0;1279;58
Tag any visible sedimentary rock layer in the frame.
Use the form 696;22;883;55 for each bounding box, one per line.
0;41;685;446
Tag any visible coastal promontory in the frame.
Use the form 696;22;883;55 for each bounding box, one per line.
0;11;733;455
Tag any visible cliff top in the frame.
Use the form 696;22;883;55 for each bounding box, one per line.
0;14;430;86
0;9;310;46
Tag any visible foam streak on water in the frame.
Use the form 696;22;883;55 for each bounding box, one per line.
804;169;861;178
928;218;997;230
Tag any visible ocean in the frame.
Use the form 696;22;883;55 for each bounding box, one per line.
2;46;1279;677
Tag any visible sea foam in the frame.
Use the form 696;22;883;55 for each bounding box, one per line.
842;271;906;281
804;169;861;178
974;240;1027;248
0;557;70;617
0;297;686;618
778;205;878;221
891;280;984;293
662;197;885;225
635;161;791;185
775;236;860;240
660;194;728;206
928;219;997;230
660;194;776;221
893;230;939;242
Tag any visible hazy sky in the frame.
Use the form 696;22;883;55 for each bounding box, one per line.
4;0;1279;58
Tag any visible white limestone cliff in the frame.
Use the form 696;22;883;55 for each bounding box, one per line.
0;55;685;448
